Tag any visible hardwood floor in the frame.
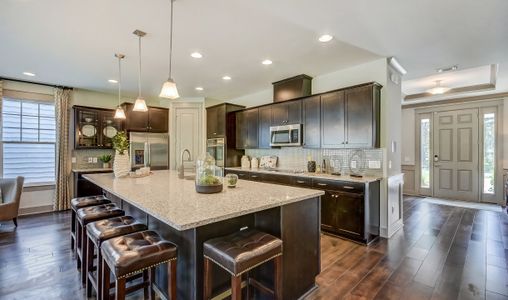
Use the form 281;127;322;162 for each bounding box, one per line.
0;196;507;300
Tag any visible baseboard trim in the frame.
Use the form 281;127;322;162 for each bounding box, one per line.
19;205;53;216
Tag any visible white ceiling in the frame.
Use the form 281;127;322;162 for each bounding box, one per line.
1;0;507;100
402;65;493;95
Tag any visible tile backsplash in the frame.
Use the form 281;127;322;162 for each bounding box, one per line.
72;149;115;170
245;147;385;177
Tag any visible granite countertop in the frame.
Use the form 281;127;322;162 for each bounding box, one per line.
83;170;324;231
225;167;382;183
72;168;113;173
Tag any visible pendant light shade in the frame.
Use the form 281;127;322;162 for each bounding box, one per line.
133;30;148;112
159;78;179;99
160;0;179;99
133;97;148;112
114;106;126;119
114;53;126;119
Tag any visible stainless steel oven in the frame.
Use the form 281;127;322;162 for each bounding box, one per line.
269;124;302;147
207;138;225;167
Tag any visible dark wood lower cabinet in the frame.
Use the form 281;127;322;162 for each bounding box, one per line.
225;169;380;244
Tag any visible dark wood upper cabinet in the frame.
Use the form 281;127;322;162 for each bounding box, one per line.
345;84;380;148
271;100;302;126
122;103;168;133
235;108;258;149
302;95;321;148
321;90;346;148
206;104;226;138
258;105;272;149
74;106;123;149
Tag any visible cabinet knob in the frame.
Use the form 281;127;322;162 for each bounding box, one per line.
345;141;348;144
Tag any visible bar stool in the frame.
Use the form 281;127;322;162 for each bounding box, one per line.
203;228;283;300
76;203;124;285
101;230;178;300
86;216;147;299
70;195;110;261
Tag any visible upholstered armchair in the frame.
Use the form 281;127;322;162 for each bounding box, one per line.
0;177;25;226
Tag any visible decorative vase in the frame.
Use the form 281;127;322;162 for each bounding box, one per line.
103;162;110;169
113;151;130;178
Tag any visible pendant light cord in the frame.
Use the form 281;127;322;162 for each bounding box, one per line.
168;0;174;80
118;55;122;105
138;35;142;97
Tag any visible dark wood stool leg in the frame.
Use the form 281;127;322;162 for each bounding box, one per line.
76;221;82;269
231;275;242;300
149;268;156;300
274;255;283;300
143;270;149;299
102;259;111;300
81;222;88;285
86;236;94;297
12;217;17;227
97;247;103;300
115;277;126;300
203;257;212;299
168;260;177;300
71;210;75;251
246;272;252;300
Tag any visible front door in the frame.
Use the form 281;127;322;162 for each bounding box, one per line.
433;109;479;201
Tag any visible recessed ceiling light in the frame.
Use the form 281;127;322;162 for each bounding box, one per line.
190;52;203;58
436;65;458;73
108;79;118;83
195;87;204;91
222;76;232;80
318;34;333;43
262;59;273;65
427;80;451;95
23;72;35;77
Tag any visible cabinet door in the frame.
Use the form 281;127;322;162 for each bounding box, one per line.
124;103;149;132
99;110;123;148
287;100;302;124
271;102;287;126
258;106;272;148
321;90;345;148
235;111;247;149
148;107;169;133
321;191;338;232
245;108;259;148
302;96;320;148
207;105;226;138
75;108;100;149
335;191;364;238
345;85;374;148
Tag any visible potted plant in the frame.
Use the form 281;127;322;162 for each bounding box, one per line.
112;131;130;178
98;154;112;169
195;153;223;194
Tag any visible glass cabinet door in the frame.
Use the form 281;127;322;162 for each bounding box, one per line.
99;111;122;148
76;108;99;148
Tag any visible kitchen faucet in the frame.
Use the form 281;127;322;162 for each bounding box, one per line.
178;149;192;179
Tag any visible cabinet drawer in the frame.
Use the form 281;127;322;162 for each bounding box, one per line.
312;178;364;193
249;173;263;181
291;176;313;188
262;174;292;185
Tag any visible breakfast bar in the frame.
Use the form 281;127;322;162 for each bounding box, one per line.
84;170;324;299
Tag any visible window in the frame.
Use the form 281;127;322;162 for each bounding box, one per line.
2;97;56;185
483;113;495;194
420;118;431;189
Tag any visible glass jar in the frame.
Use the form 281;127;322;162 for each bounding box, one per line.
195;153;223;194
225;173;238;188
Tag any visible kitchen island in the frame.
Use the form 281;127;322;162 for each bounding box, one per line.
84;170;324;299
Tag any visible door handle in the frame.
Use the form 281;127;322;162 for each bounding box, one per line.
317;183;327;186
296;180;306;184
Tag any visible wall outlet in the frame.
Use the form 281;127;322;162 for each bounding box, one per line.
92;157;98;163
71;157;77;163
368;160;381;169
88;157;93;163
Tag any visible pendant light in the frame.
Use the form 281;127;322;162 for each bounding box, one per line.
133;30;148;112
114;53;126;119
427;80;451;95
159;0;180;99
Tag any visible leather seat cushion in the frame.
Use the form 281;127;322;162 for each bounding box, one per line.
71;195;110;211
101;230;178;278
86;216;147;246
76;203;124;225
203;228;282;276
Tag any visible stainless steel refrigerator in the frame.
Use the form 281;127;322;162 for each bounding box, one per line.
129;132;169;170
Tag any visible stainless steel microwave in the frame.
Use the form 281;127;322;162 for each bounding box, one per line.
270;124;302;147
